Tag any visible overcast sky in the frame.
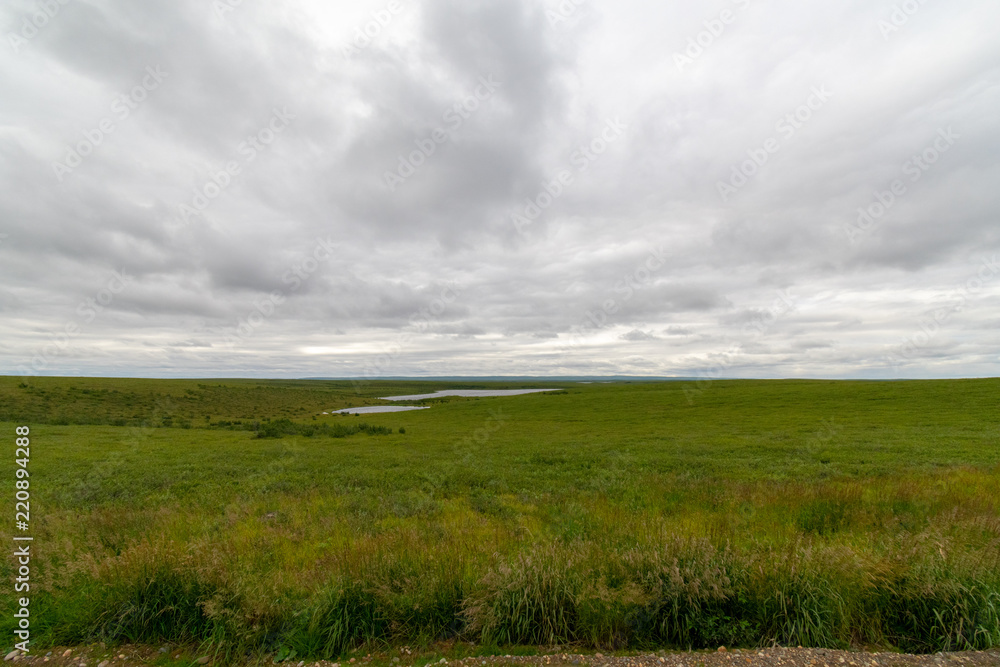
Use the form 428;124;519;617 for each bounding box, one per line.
1;0;998;379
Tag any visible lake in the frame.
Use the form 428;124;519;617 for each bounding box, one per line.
378;389;562;401
326;406;431;415
327;389;562;415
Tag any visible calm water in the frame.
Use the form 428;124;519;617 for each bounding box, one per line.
327;389;561;415
326;406;430;414
379;389;562;401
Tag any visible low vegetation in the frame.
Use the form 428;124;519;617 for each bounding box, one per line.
1;376;998;658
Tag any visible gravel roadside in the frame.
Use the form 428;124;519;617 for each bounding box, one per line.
5;646;1000;667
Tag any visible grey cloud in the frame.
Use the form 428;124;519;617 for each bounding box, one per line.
1;0;999;378
619;329;657;342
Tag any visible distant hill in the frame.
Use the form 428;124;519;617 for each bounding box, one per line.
301;375;705;382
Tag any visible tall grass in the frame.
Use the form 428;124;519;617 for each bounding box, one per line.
8;495;999;657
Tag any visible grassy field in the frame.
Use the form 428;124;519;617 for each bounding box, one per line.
1;376;999;660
